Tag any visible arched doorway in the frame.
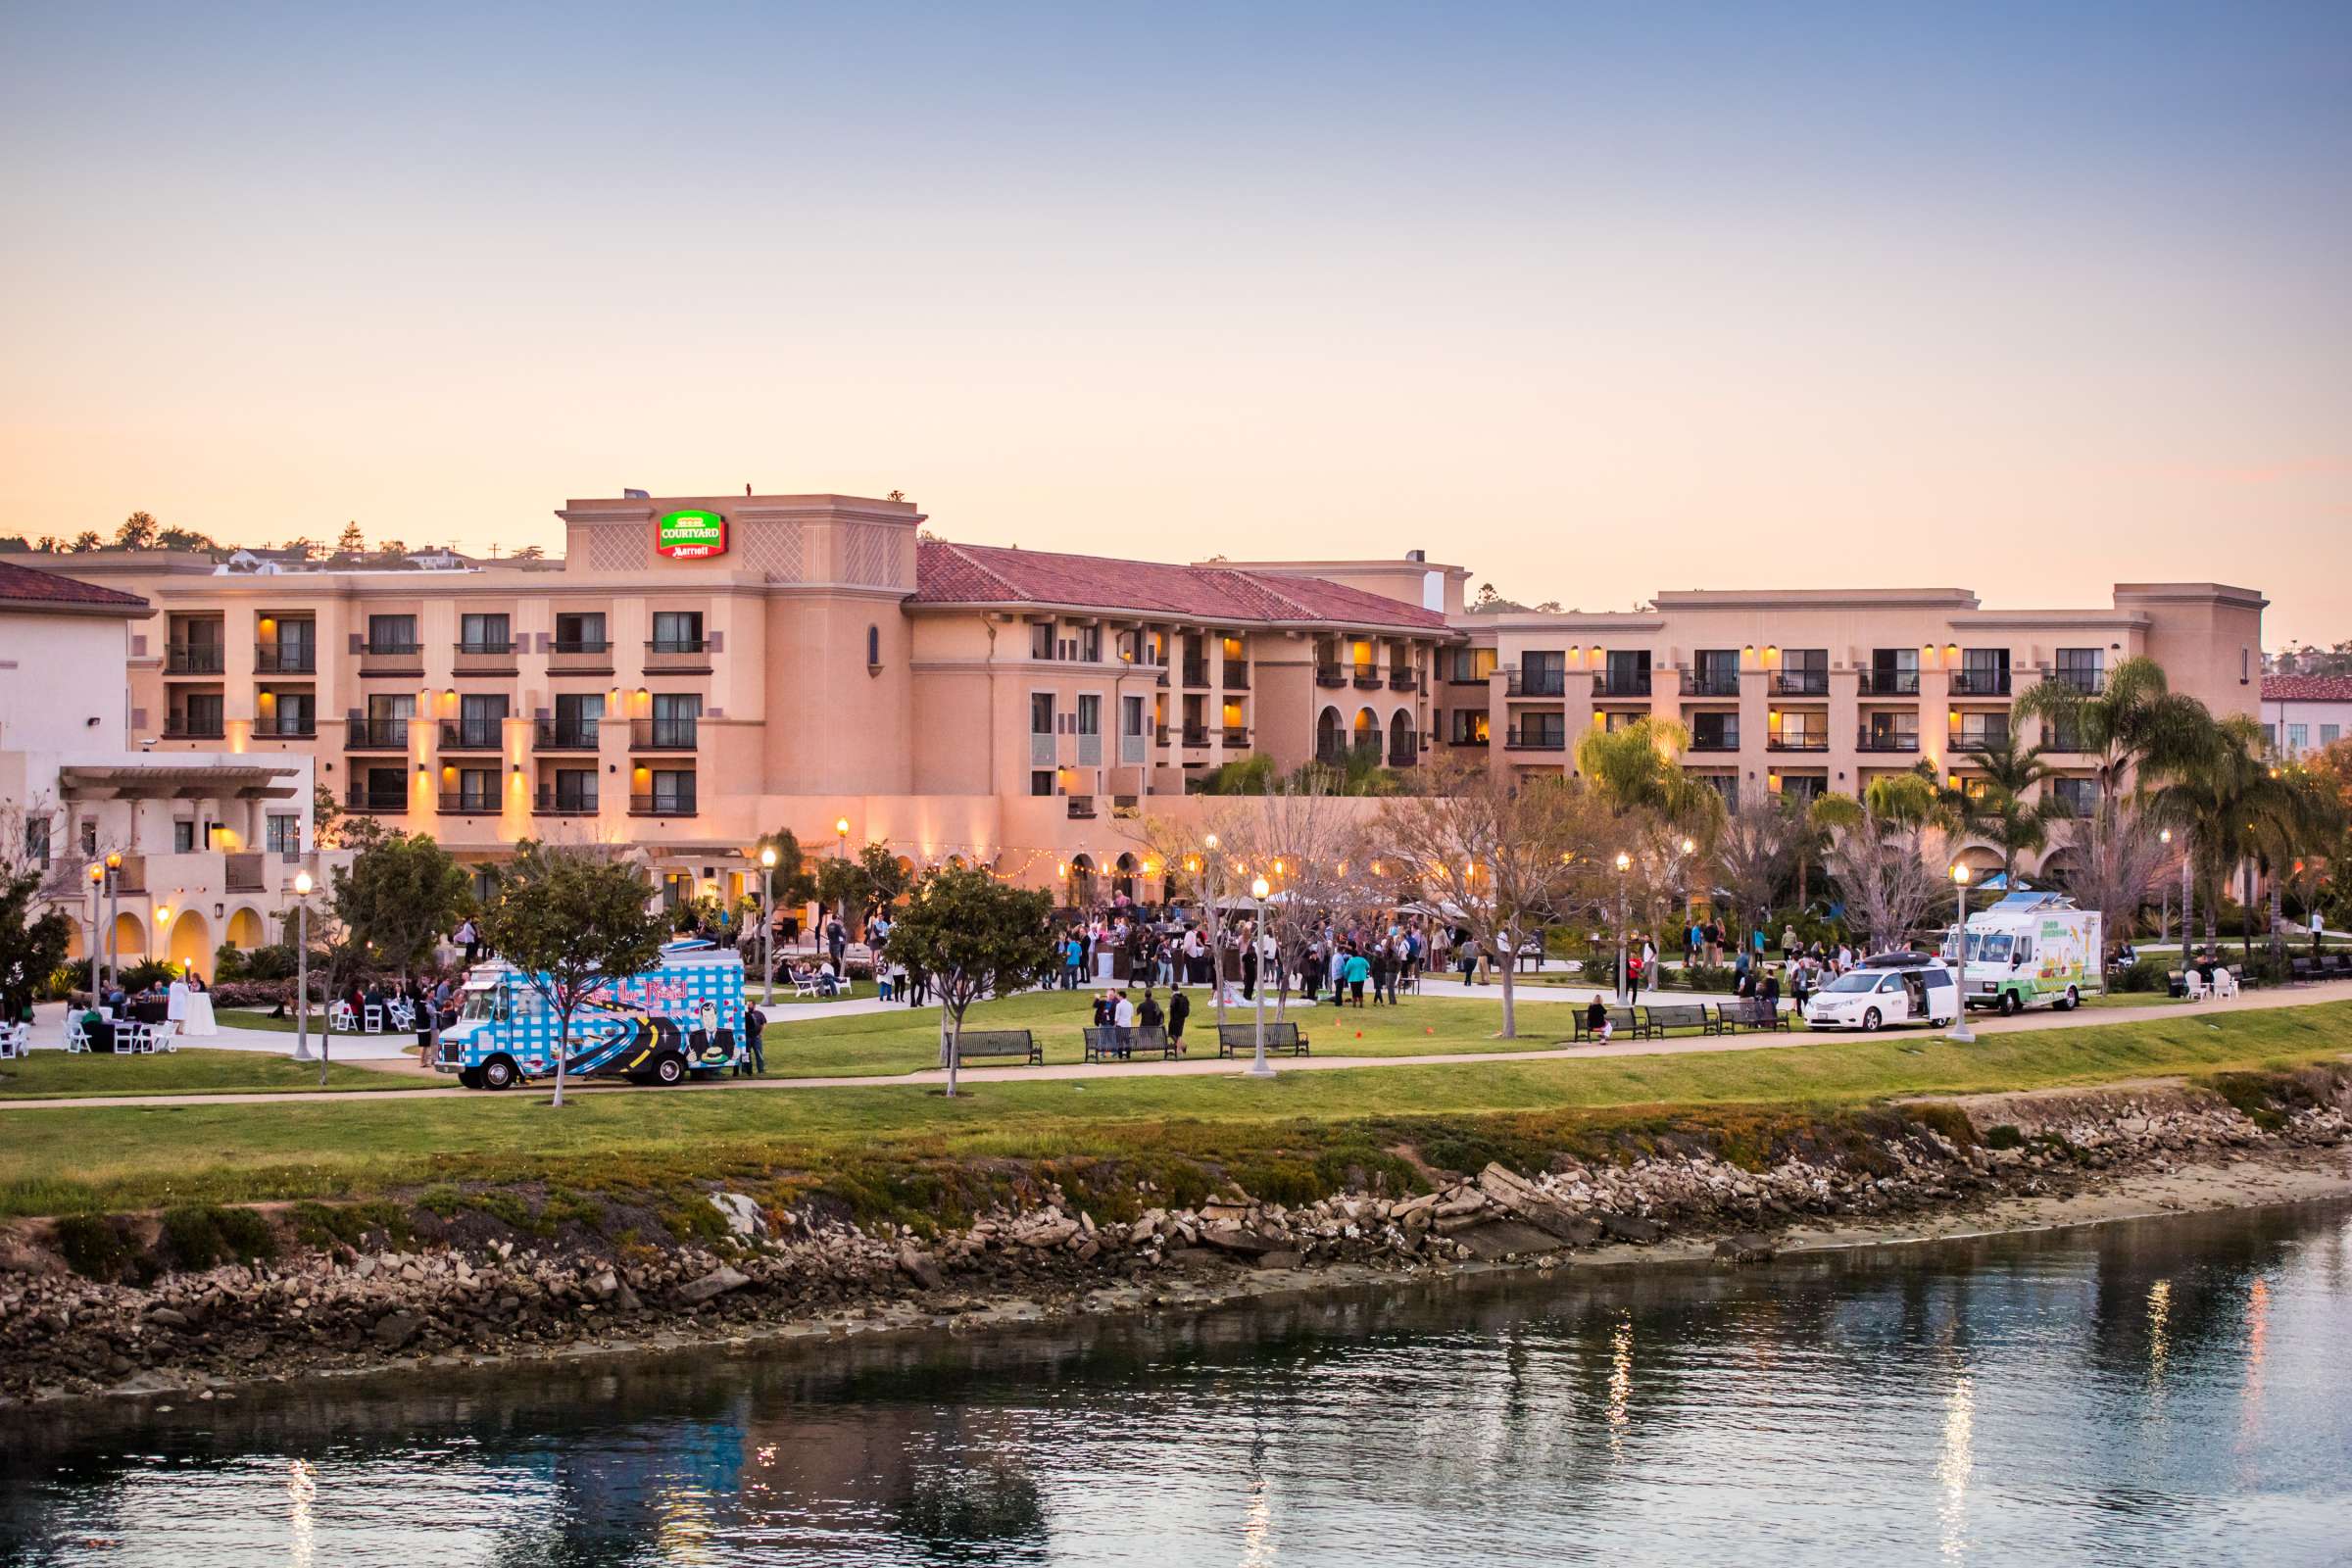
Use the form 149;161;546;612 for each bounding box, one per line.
167;909;212;977
1388;710;1414;766
1316;707;1343;761
1067;854;1098;907
227;906;266;950
1113;853;1138;903
112;911;148;967
1351;708;1379;758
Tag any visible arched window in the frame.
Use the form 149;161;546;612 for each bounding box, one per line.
866;624;881;669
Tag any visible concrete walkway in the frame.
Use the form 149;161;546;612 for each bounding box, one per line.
5;983;2344;1112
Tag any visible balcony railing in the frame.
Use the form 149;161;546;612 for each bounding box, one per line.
533;789;600;816
345;785;410;813
1315;665;1348;688
1766;733;1830;753
224;852;266;893
438;792;501;814
1446;668;1492;686
1772;671;1829;697
1221;725;1250;749
629;718;699;751
1505;729;1568;752
2053;669;2106;695
1448;729;1491;748
1950;669;2012;697
253;718;318;740
1595;671;1652;698
345;718;411;750
1066;796;1098;820
1389;667;1419;692
163;715;225;740
629;791;698;816
452;639;517;674
1182;661;1211;687
253;644;317;674
1221;664;1250;690
1681;670;1740;697
1388;741;1419;766
359;642;424;676
1687;732;1740;753
1182;724;1209;748
165;642;226;675
535;719;603;751
439;719;506;752
1858;668;1921;696
1949;729;2012;753
1506;667;1566;698
549;638;615;673
1351;663;1381;689
644;638;713;673
1857;728;1921;753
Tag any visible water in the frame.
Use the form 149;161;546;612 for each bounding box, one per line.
4;1201;2349;1566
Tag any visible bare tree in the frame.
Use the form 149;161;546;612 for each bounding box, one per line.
1130;805;1244;1024
2058;799;2170;945
1711;795;1796;943
1226;774;1379;1018
1813;775;1953;955
1374;756;1614;1038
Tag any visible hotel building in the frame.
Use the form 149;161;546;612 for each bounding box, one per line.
6;491;2263;929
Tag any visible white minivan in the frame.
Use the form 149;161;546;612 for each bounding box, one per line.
1803;954;1961;1031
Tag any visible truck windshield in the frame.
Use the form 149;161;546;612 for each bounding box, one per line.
459;990;506;1024
1940;930;2013;963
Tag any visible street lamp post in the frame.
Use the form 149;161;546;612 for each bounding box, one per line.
2178;828;2194;956
292;870;315;1064
1613;850;1632;1003
84;863;103;1002
1247;875;1275;1078
759;846;778;1004
104;852;122;982
1948;862;1976;1044
2158;828;2173;948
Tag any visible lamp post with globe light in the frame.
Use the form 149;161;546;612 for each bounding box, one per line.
104;851;122;980
292;870;316;1063
1247;875;1275;1077
2159;828;2173;947
1613;850;1633;1002
1948;862;1975;1044
84;863;103;1003
760;845;778;1004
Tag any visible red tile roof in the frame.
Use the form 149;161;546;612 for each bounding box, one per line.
0;560;150;612
2264;674;2352;703
912;540;1451;632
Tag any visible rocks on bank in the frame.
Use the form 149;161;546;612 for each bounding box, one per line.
2;1072;2346;1405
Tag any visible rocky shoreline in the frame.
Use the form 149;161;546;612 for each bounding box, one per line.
4;1071;2349;1409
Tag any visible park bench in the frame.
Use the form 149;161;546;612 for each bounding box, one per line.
2290;956;2318;983
940;1029;1042;1067
1215;1020;1310;1058
1083;1025;1176;1062
1642;1004;1721;1037
1721;999;1791;1033
1570;1005;1644;1043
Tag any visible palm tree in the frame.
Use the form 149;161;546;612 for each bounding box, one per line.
1939;730;2067;890
1575;717;1725;835
2017;656;2214;809
2147;714;2299;962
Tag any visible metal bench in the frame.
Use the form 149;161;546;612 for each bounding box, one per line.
1642;1004;1721;1037
1215;1020;1310;1057
1722;999;1791;1032
1083;1025;1176;1062
941;1028;1042;1067
2291;956;2319;983
1570;1005;1644;1043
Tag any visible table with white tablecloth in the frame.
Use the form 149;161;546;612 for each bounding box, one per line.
167;982;219;1037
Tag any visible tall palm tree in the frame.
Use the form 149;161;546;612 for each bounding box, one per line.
1575;717;1725;835
2017;656;2215;808
1939;730;2067;890
2147;714;2298;962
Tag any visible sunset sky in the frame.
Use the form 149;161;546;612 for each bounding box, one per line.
3;3;2347;639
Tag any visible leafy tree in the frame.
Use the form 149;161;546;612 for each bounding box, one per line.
475;843;669;1106
1812;774;1954;955
0;867;74;1019
883;865;1055;1097
328;832;470;1070
1196;754;1280;796
0;535;28;553
2016;656;2213;812
1577;717;1726;835
813;840;910;928
752;827;818;909
112;512;160;550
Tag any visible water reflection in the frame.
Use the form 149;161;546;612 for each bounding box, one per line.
2;1201;2348;1567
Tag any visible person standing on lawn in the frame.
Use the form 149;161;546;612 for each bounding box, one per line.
1167;985;1190;1054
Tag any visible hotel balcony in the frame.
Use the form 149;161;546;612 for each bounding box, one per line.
439;719;505;753
452;639;517;676
533;789;599;817
1066;795;1098;820
629;790;698;817
1181;660;1210;687
1315;664;1348;688
1504;667;1565;698
437;791;501;815
1594;671;1651;699
1221;725;1250;749
359;641;425;678
1681;671;1740;697
1766;734;1830;753
346;784;411;814
1949;728;2012;754
1182;723;1209;748
1858;669;1921;696
345;718;410;751
534;719;603;752
1772;671;1829;697
1950;669;2012;697
163;714;225;741
252;717;318;741
224;852;267;894
1857;728;1922;753
1505;729;1568;752
1388;739;1419;766
548;638;614;675
253;644;316;675
1221;663;1250;690
1350;662;1381;689
643;638;712;675
165;643;226;676
2053;669;2106;695
1687;731;1740;753
628;717;698;752
1388;666;1419;692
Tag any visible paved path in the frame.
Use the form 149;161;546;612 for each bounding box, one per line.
5;984;2345;1112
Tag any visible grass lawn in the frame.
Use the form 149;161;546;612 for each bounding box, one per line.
0;1052;429;1102
2;1000;2345;1218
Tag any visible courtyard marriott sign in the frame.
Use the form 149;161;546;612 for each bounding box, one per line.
656;509;728;560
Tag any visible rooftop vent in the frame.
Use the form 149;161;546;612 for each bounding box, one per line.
1405;549;1426;563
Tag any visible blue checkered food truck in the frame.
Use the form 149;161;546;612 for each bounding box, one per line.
435;939;746;1090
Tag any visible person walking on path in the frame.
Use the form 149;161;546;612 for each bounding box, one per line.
1167;986;1191;1054
826;916;848;978
737;1004;766;1076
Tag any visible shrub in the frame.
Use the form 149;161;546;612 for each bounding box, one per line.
54;1214;134;1281
119;959;177;993
159;1204;276;1271
1984;1124;2025;1151
2116;957;2172;993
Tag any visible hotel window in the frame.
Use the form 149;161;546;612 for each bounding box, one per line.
460;612;511;654
1519;713;1567;748
1031;693;1055;734
456;768;499;812
1122;695;1146;736
1602;650;1652;696
650;693;702;747
553;769;597;810
2286;723;2309;757
1691;649;1740;695
1700;774;1739;811
1778;649;1828;696
24;816;47;868
651;612;704;653
1447;710;1491;745
1521;651;1565;697
2325;725;2342;748
173;820;196;854
661;872;692;909
1778;710;1826;748
1690;712;1740;751
1601;710;1643;732
262;688;316;736
367;613;418;654
1032;770;1054;797
457;694;508;748
80;821;98;857
650;769;696;812
1780;775;1827;805
270;616;317;671
866;624;881;667
1078;624;1102;662
1030;621;1055;661
2052;777;2097;817
267;813;300;853
1957;647;2011;695
1865;648;1919;695
1445;647;1497;683
2055;648;2104;694
554;612;608;652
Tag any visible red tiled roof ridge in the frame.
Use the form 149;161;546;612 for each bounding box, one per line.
2263;673;2352;701
0;559;151;610
912;538;1448;630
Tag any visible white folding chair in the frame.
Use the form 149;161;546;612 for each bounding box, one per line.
65;1015;88;1053
150;1019;180;1054
388;1001;416;1031
0;1023;21;1059
329;1000;357;1032
119;1021;151;1054
364;1004;384;1033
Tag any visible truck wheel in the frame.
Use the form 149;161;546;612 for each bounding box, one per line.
458;1067;484;1090
480;1055;519;1091
1861;1007;1882;1032
651;1051;687;1087
2062;986;2080;1010
1998;992;2021;1017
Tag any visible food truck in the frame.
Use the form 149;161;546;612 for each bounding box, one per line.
434;939;745;1089
1939;892;2103;1014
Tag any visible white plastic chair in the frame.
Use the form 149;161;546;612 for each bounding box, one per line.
119;1021;151;1054
388;1001;416;1031
2182;971;2208;1001
150;1019;180;1054
2214;967;2239;1000
65;1015;89;1053
0;1023;21;1059
364;1004;384;1034
329;1000;357;1032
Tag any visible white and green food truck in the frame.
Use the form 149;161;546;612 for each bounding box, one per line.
1939;892;2103;1015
